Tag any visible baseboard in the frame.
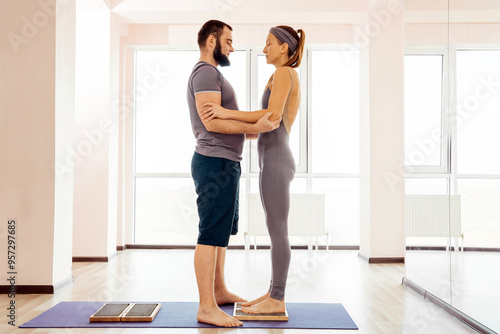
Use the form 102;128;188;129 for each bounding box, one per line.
358;252;405;263
121;245;500;252
125;244;196;249
245;245;360;250
402;277;496;334
72;253;118;262
0;275;74;294
327;245;360;250
0;285;54;294
462;247;500;252
406;246;448;251
406;246;500;252
125;244;360;250
72;256;109;262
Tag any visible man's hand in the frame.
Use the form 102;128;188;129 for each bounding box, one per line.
254;112;281;133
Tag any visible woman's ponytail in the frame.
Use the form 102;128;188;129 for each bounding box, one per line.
280;27;305;68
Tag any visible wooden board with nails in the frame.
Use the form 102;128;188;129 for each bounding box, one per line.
232;302;289;321
89;303;161;322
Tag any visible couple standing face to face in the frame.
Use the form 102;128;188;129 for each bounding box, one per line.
188;20;304;327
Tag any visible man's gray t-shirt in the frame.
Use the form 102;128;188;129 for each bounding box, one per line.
187;61;244;162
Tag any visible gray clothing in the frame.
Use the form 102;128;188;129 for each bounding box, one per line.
258;67;296;300
187;61;244;162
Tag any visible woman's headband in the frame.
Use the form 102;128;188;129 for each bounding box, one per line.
269;27;298;54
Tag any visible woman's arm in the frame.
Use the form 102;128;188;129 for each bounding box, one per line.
200;67;293;123
195;92;280;134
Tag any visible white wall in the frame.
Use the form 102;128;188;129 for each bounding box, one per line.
359;0;405;260
108;12;121;255
0;0;74;287
72;0;118;259
54;0;77;285
1;0;499;287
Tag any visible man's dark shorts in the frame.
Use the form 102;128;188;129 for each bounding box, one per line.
191;152;241;247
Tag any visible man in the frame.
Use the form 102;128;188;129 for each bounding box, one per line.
187;20;279;327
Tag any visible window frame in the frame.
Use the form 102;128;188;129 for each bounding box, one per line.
454;48;500;178
129;44;362;245
404;47;451;175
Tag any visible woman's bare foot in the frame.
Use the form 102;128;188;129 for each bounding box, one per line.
241;292;270;307
197;305;243;327
214;289;247;305
241;297;285;314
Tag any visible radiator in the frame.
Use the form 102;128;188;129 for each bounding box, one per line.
246;193;326;237
405;194;462;238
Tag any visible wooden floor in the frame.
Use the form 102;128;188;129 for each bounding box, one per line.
1;249;480;334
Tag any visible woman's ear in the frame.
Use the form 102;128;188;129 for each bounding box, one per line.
281;43;289;55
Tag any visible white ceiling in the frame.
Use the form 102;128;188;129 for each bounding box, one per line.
104;0;500;24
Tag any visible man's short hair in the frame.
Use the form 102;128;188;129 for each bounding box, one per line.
197;20;233;49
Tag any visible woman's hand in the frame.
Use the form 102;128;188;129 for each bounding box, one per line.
200;102;231;122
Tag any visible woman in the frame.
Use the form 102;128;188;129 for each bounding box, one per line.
201;25;305;314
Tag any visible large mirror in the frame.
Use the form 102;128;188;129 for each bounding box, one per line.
403;0;452;305
404;0;500;332
449;0;500;332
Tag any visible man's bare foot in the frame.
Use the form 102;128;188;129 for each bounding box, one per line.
197;305;243;327
241;292;270;307
214;289;247;305
241;297;285;314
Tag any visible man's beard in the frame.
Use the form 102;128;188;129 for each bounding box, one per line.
214;39;230;67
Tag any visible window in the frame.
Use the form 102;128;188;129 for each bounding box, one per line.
404;52;449;173
455;50;500;249
133;49;266;244
133;47;360;245
134;50;198;174
456;50;500;175
311;50;359;174
404;48;500;248
133;49;200;244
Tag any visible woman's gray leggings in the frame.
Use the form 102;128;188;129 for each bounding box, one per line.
258;122;295;300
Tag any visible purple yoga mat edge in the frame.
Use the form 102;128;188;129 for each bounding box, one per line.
19;301;358;330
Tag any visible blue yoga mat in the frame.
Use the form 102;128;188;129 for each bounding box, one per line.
20;301;358;330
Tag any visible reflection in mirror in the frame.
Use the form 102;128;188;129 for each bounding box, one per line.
404;0;500;333
451;47;500;333
403;0;452;307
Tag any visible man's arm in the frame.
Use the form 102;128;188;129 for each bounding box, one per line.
195;92;278;134
199;67;293;124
